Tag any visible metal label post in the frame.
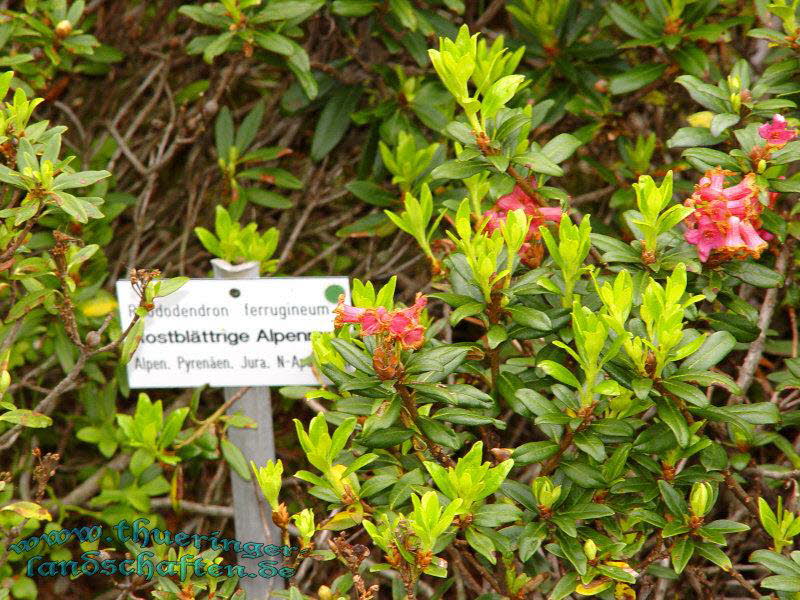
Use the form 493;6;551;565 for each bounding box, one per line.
211;259;282;598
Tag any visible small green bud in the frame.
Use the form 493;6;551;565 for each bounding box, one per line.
532;476;561;509
55;20;73;38
583;539;597;561
757;159;767;173
690;481;712;517
731;93;742;114
292;508;316;542
0;370;10;395
251;459;283;508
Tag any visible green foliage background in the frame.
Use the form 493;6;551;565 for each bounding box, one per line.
0;1;800;599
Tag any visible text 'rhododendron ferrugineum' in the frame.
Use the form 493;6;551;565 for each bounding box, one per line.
682;168;773;262
333;293;427;350
482;176;563;266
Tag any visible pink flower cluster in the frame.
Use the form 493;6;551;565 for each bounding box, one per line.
334;293;427;350
758;114;797;149
683;168;772;262
483;177;563;266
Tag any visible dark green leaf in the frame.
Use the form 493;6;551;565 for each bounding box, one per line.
512;441;559;465
661;380;708;407
417;416;461;450
671;538;694;574
221;439;252;480
215;106;234;158
706;312;760;343
561;461;605;488
430;158;488;180
358;426;414;449
656;397;690;447
693;541;731;570
658;480;688;517
345;181;396;207
311;86;362;161
680;331;736;370
606;3;658;38
725;402;780;425
610;64;666;95
252;31;295;56
507;306;551;330
244;188;293;209
723;261;784;288
330;339;374;374
761;576;800;592
682;148;740;172
667;127;725;149
541;133;582;164
405;346;469;382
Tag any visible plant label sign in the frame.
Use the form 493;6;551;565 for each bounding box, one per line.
115;277;349;388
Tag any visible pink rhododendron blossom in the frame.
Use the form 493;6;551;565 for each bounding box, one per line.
398;326;425;349
739;218;770;250
360;307;391;335
484;177;564;237
758;114;797;148
333;302;365;326
333;293;427;350
482;177;564;267
388;295;427;335
722;216;746;250
684;215;725;262
683;168;772;263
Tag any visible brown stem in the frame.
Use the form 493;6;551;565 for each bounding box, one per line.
455;540;504;595
447;546;483;594
0;210;39;265
0;451;60;568
506;165;540;201
472;130;550;207
539;427;575;477
725;565;763;600
51;234;83;348
513;572;548;599
473;0;505;28
540;413;595;477
485;290;505;390
722;469;760;522
636;536;668;572
395;382;455;468
400;571;417;600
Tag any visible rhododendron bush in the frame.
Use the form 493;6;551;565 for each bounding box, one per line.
2;2;800;600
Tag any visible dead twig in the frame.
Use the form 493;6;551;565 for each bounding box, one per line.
732;243;793;403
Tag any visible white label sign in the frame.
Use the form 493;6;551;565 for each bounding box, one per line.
115;277;350;388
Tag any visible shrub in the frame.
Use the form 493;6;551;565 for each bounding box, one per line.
0;2;799;600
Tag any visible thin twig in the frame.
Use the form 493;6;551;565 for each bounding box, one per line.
150;497;234;518
173;386;251;449
743;467;800;480
732;243;792;402
474;0;506;29
725;566;763;600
